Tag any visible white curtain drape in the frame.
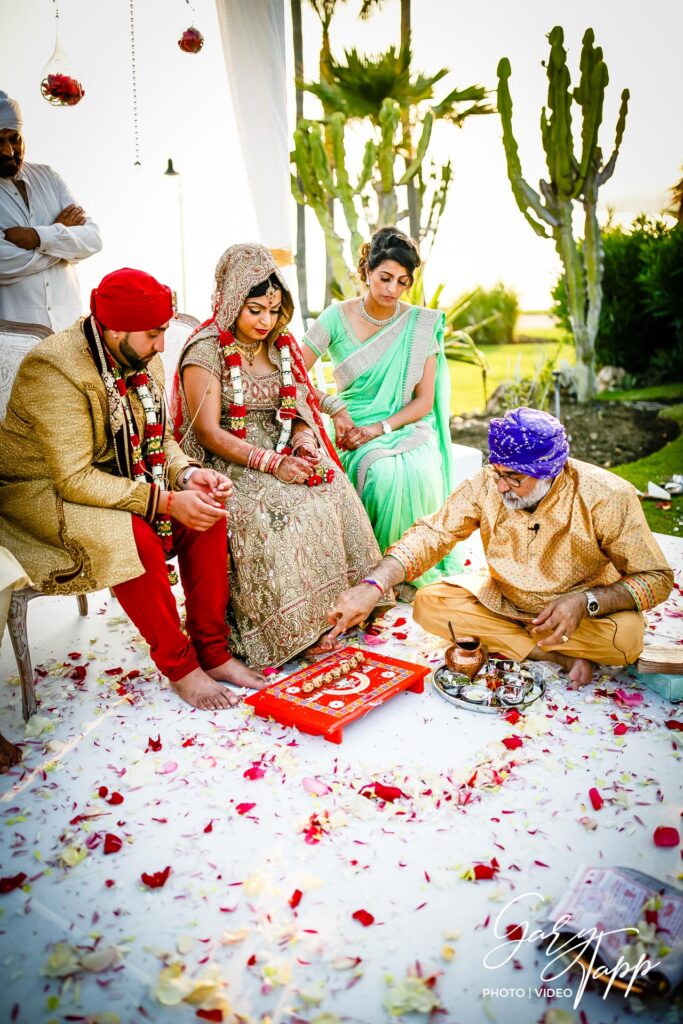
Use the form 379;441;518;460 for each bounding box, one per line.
214;0;293;261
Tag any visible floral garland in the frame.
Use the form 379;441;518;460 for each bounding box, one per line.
217;327;334;485
106;356;177;581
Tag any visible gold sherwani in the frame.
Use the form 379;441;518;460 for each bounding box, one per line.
388;459;673;619
0;319;191;593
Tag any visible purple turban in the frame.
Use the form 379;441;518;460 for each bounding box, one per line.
488;407;569;478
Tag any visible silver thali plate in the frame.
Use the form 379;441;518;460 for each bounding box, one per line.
432;664;546;715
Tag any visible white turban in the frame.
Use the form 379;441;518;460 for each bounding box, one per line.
0;91;23;132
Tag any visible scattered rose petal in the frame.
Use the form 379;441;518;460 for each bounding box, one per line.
141;866;172;889
613;723;628;736
103;833;122;855
302;777;331;796
289;889;303;909
196;1012;223;1023
504;709;521;725
579;816;598;831
665;719;683;732
472;858;500;880
146;735;162;752
506;923;524;941
614;689;644;708
653;827;680;848
157;761;178;775
235;803;256;815
352;909;374;927
588;787;604;811
0;872;27;894
502;735;523;750
361;781;408;803
243;764;266;781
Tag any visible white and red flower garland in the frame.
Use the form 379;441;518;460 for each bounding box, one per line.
217;327;334;485
107;357;176;576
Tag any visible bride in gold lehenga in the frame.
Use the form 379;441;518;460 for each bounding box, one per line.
173;244;385;669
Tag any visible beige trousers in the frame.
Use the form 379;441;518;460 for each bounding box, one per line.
413;583;644;665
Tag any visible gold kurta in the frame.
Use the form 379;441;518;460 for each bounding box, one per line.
0;319;191;593
387;459;673;619
178;332;384;668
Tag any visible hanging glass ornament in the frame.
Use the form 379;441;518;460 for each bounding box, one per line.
178;1;204;53
40;1;85;107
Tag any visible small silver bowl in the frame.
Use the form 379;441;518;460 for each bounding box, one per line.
498;683;527;706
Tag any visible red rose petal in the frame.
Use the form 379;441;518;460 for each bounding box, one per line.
103;833;122;855
203;821;213;833
506;923;524;941
502;735;523;750
473;858;500;880
243;764;266;781
588;787;604;811
236;802;256;815
665;719;683;732
289;889;303;909
613;723;628;736
653;827;680;848
141;865;172;888
98;785;108;798
196;1011;223;1023
107;792;124;805
393;617;407;627
362;781;408;803
105;879;115;888
0;872;27;894
67;652;81;659
146;735;162;752
503;709;521;725
352;909;375;927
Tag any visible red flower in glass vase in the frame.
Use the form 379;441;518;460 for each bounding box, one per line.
40;73;85;107
178;27;204;53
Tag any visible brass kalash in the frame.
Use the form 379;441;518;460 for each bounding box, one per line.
433;625;549;712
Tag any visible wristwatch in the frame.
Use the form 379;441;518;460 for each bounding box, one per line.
584;590;600;617
381;420;393;435
181;466;200;490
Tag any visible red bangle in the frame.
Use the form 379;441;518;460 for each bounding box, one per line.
167;491;174;517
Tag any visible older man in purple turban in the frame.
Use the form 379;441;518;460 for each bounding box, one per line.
326;407;673;687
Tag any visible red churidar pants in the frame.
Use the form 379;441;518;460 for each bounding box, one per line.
112;515;230;682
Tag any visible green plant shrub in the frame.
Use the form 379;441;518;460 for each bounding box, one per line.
552;217;678;376
450;282;519;344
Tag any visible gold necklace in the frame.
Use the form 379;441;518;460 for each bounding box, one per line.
235;339;263;365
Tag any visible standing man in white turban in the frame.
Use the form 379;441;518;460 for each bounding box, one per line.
0;90;102;331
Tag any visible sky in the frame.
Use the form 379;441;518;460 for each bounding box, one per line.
1;0;680;320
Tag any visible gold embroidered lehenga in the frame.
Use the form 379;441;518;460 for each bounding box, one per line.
174;245;384;668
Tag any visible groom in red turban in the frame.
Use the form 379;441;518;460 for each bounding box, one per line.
0;268;265;710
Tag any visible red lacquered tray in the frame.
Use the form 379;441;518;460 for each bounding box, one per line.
245;646;429;744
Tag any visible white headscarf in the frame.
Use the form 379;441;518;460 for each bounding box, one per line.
0;91;22;132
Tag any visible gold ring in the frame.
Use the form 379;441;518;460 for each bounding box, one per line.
561;634;569;644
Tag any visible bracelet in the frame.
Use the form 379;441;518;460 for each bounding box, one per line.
360;576;384;596
167;491;174;518
320;394;347;417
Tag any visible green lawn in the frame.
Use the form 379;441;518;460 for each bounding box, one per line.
610;408;683;535
449;341;575;415
598;382;683;403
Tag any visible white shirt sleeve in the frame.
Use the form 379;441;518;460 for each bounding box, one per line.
34;171;102;262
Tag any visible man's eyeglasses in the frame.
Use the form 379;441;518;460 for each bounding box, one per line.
488;466;530;489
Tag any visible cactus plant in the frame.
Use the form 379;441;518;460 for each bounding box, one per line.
497;26;629;402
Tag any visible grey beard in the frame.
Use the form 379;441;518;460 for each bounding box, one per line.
501;476;554;511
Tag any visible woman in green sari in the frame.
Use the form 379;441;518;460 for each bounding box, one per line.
301;227;462;589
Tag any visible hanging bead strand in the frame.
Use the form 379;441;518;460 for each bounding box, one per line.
129;0;141;164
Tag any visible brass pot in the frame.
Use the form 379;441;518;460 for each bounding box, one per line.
444;636;488;680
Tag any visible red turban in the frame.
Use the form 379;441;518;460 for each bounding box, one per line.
90;268;174;331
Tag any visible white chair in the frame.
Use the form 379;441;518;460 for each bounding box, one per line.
0;319;52;419
0;319;89;720
160;313;200;387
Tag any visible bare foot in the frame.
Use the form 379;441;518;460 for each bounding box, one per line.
567;657;597;689
304;632;344;658
0;732;22;773
206;658;268;690
527;646;596;688
171;667;242;710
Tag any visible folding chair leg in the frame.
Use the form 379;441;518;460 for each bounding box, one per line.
8;591;37;722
